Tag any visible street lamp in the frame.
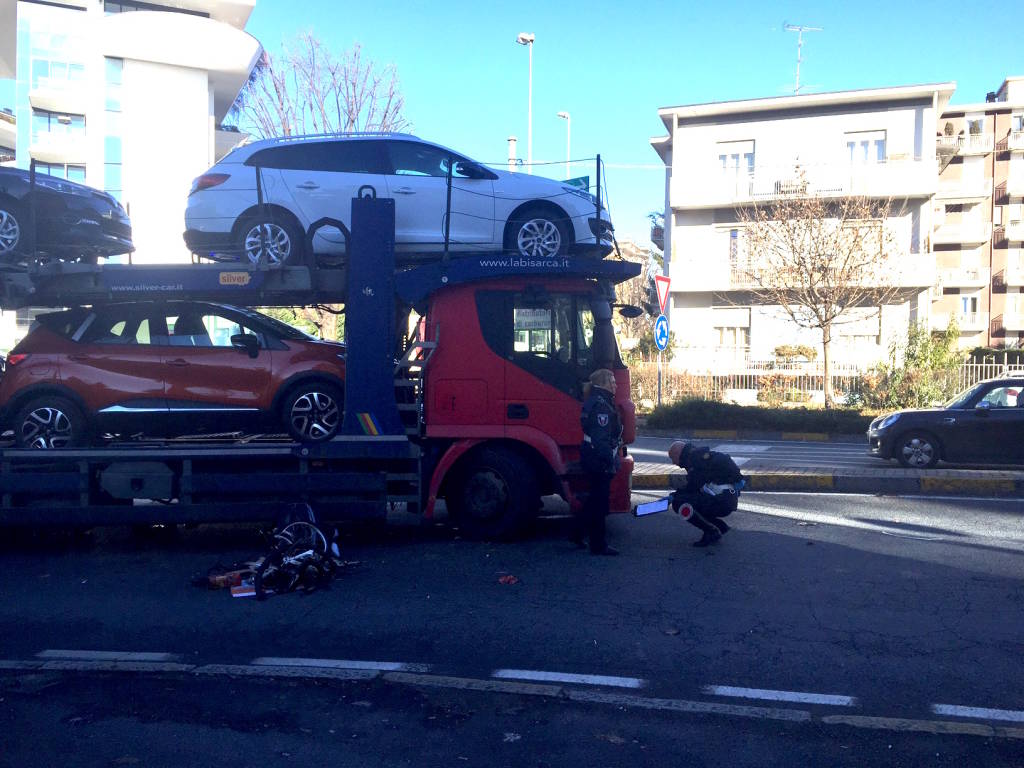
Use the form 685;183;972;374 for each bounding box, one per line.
516;32;535;174
557;111;570;179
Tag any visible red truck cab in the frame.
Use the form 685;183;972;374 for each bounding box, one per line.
419;275;635;539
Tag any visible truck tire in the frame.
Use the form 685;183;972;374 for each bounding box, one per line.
447;448;538;540
282;381;343;442
14;395;88;449
506;207;569;259
237;214;304;267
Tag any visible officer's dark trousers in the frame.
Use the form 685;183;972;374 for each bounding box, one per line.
672;491;734;535
581;473;611;552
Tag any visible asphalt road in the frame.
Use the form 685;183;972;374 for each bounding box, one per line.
632;434;893;471
1;492;1023;766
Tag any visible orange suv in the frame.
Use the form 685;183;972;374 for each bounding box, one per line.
0;301;346;448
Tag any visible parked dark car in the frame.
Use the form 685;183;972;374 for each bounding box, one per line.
868;376;1024;468
0;167;133;263
0;301;345;447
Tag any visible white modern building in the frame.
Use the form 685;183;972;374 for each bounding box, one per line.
0;0;260;350
651;83;956;370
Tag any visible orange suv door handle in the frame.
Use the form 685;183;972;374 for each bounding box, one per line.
166;358;189;367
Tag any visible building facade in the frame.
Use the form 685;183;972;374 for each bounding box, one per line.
932;77;1024;349
651;83;957;370
0;0;260;350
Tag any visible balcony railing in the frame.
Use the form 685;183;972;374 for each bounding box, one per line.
1008;131;1024;152
1006;221;1024;243
937;266;991;289
996;312;1024;332
1008;173;1024;198
935;177;992;201
932;221;992;245
938;134;994;155
28;132;87;165
670;159;936;209
1000;255;1024;287
933;312;989;332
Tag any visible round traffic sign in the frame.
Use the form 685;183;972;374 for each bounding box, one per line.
654;314;670;352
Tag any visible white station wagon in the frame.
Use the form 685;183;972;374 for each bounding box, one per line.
184;133;614;266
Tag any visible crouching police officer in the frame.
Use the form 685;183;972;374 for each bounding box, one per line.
668;441;745;547
575;368;622;556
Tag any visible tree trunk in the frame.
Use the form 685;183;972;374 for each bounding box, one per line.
822;324;834;409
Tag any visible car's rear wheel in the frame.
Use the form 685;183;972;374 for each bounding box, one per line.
282;382;343;442
895;431;940;469
0;201;24;260
506;207;570;259
14;396;88;449
237;214;304;267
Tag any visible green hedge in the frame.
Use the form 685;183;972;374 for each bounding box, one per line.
646;399;875;435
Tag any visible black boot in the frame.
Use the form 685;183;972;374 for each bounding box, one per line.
687;510;722;547
693;530;722;547
712;518;730;535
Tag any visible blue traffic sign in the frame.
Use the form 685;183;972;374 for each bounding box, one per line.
654;314;670;352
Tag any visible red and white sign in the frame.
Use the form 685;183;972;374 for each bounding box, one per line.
655;274;671;314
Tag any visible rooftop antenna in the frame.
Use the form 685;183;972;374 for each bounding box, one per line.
784;23;822;95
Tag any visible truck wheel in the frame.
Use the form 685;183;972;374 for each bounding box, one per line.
448;448;537;540
283;382;343;442
0;201;24;260
14;396;88;449
506;207;569;259
237;214;304;267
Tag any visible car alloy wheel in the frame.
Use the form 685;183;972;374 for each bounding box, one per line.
243;222;295;266
0;207;22;257
899;434;937;469
288;390;341;441
18;402;79;449
516;217;563;259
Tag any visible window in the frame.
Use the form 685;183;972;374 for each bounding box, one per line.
82;310;152;345
165;310;254;348
105;59;124;201
979;386;1020;408
961;295;979;315
104;0;209;17
967;118;984;136
845;130;886;164
30;58;85;90
387;141;473;178
715;326;749;348
1012;114;1024;133
246;141;388;174
31;109;86;141
716;140;754;176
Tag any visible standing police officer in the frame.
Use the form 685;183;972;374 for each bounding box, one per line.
668;441;744;547
575;368;622;556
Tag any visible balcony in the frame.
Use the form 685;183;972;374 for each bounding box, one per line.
670;159;936;210
1008;173;1024;198
932;221;992;246
996;313;1024;332
935;177;992;203
938;134;994;155
29;132;87;165
1009;131;1024;152
933;312;990;333
1006;221;1024;243
937;266;991;289
1000;254;1024;286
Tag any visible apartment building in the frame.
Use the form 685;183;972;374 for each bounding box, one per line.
932;77;1024;349
0;0;260;350
651;84;956;369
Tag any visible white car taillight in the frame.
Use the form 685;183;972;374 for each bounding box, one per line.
190;173;231;195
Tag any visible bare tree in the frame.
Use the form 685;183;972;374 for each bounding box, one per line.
735;172;908;408
232;32;410;138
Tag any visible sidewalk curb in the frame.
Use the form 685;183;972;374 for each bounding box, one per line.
632;472;1024;497
636;427;863;444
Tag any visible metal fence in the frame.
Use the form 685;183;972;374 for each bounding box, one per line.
629;361;1024;408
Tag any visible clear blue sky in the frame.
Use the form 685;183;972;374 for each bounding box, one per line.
2;0;1020;243
244;0;1022;243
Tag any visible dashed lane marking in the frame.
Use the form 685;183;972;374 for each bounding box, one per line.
492;669;646;689
37;650;180;662
704;685;857;707
567;689;811;722
932;704;1024;723
252;657;431;673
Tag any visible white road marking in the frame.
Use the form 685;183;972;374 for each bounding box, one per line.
36;650;179;662
492;669;646;689
568;689;810;722
251;657;430;673
704;685;856;707
932;704;1024;723
711;444;771;454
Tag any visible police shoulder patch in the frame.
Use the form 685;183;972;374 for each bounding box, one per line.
597;414;609;427
702;452;711;460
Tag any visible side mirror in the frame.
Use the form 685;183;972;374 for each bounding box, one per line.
616;305;644;319
230;333;259;358
975;401;992;413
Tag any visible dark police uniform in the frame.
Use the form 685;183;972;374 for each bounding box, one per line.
670;446;744;545
577;384;622;553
